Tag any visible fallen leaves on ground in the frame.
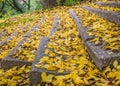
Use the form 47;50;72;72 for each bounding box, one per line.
0;0;120;85
74;2;120;53
0;66;31;85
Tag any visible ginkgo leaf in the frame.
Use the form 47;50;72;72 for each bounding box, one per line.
115;80;120;86
58;69;64;73
41;72;47;82
116;73;120;80
46;74;54;83
113;60;118;68
1;1;120;85
107;72;116;78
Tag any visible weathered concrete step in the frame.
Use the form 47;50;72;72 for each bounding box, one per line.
0;24;20;40
1;18;44;70
69;9;120;70
30;37;69;85
95;1;120;8
48;14;58;36
0;24;29;46
29;15;69;85
0;31;6;38
69;9;94;42
82;6;120;26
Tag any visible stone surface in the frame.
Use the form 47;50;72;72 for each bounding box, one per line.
96;1;120;8
30;37;69;85
82;6;120;26
29;15;69;85
8;18;44;56
0;31;6;38
0;24;29;46
1;56;32;70
86;41;120;70
69;9;120;70
48;14;59;36
69;9;94;42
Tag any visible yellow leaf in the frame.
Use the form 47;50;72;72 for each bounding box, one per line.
107;72;116;78
103;66;111;74
59;80;65;86
117;65;120;70
71;72;84;84
113;60;118;68
83;78;89;85
58;69;64;73
20;65;26;70
41;72;47;82
54;76;65;85
70;82;75;86
116;73;120;80
75;77;84;84
35;64;42;68
46;74;54;83
45;65;57;70
115;80;120;86
12;76;21;80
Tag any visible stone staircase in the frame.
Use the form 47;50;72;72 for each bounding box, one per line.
0;1;120;85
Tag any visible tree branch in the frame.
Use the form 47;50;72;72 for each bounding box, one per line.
0;2;5;13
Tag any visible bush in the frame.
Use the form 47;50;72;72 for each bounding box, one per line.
57;0;82;6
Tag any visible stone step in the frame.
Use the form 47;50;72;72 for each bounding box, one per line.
0;23;29;46
29;15;69;85
0;24;24;41
69;9;94;43
1;18;44;70
95;1;120;8
0;31;7;38
82;6;120;26
69;9;120;70
48;14;59;37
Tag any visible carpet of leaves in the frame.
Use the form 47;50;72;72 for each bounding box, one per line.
0;0;120;85
74;2;120;53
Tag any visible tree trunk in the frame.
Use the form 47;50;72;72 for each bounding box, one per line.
6;0;23;13
28;0;30;10
0;2;5;13
40;0;57;8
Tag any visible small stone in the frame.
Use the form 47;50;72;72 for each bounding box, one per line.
95;41;102;45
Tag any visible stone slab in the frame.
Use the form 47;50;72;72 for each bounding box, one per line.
86;41;120;70
1;56;32;70
69;9;94;42
1;18;44;69
82;6;120;26
0;23;29;46
0;31;6;38
69;9;120;70
29;15;69;85
95;1;120;8
48;14;59;36
30;37;69;85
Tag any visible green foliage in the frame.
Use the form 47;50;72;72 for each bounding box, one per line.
0;0;83;18
56;0;82;6
0;0;5;2
65;0;83;5
65;0;74;5
31;0;43;10
57;0;61;5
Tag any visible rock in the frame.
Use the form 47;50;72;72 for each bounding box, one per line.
96;2;120;8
